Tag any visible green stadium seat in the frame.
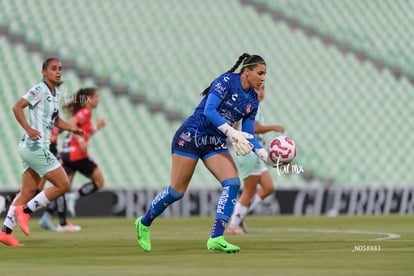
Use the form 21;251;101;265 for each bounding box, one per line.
0;0;413;190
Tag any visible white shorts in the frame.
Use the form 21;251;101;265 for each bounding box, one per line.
18;142;60;177
235;152;268;179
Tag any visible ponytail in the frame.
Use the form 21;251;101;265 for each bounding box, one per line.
63;88;97;115
200;53;252;96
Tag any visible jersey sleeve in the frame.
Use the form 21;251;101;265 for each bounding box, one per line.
241;117;263;151
22;84;44;106
209;73;230;99
74;108;91;126
203;93;226;127
203;73;231;127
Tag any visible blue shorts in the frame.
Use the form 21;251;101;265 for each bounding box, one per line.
171;125;228;160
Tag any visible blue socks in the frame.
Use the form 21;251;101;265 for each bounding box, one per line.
141;186;183;226
211;178;241;238
140;178;240;239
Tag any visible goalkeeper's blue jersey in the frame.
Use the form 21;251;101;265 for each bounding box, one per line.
182;72;260;146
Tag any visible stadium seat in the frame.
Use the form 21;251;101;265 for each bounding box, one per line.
0;0;413;189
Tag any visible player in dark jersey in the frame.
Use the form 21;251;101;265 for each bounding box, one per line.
60;88;106;217
135;53;274;253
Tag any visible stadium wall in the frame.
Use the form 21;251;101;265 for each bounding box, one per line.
2;187;413;218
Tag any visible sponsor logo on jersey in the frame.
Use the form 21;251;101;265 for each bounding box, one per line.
214;82;226;94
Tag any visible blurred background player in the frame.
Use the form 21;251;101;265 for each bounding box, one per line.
135;53;276;253
0;196;5;217
0;58;84;246
227;84;284;234
38;126;81;232
59;88;106;218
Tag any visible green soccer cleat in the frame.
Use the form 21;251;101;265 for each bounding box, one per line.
207;236;240;253
135;216;151;252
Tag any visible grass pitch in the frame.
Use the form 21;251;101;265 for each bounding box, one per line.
0;215;413;276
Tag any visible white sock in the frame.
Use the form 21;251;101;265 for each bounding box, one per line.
27;191;50;212
247;194;262;213
41;212;52;220
73;191;80;200
4;205;17;230
229;203;248;229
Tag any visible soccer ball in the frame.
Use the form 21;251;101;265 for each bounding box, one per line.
268;135;296;165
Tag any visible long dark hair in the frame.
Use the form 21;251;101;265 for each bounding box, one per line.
200;53;265;96
63;87;97;115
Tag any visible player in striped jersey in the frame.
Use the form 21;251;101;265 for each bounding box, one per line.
0;58;84;246
135;53;275;253
38;126;82;232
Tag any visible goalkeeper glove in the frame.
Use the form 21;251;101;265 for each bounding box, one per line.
218;123;253;156
255;148;291;168
255;148;270;164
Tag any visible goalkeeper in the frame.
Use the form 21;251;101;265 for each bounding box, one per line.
135;53;272;253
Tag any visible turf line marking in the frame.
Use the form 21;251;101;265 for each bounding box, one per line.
286;228;400;241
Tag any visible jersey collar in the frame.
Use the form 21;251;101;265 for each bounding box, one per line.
42;80;56;96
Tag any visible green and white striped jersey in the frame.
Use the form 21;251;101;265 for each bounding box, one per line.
21;81;61;148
